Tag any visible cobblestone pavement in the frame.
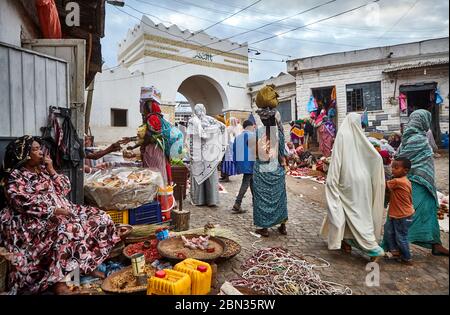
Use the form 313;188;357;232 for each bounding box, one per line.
183;165;449;295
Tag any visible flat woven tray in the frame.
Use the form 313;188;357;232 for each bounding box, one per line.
157;234;225;262
101;265;156;294
217;237;241;261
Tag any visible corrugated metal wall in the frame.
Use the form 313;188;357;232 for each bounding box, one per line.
0;42;69;137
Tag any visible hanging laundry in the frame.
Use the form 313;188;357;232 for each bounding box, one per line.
399;93;408;112
330;86;337;108
307;96;318;113
436;88;444;105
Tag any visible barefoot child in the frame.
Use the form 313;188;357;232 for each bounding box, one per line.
384;157;415;265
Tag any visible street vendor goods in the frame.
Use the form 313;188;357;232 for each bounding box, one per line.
157;235;225;261
230;247;352;295
124;240;161;263
101;265;157;293
255;85;279;109
84;167;164;210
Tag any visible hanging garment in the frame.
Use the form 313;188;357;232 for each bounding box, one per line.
399;93;408;112
320;113;385;254
35;0;62;39
307;96;318;113
42;107;84;168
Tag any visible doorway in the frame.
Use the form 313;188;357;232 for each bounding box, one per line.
400;82;441;145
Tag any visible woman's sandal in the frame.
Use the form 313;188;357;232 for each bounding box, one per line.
432;244;449;257
255;229;269;237
341;241;352;254
278;224;287;235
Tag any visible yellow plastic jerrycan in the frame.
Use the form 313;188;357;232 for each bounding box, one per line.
147;269;191;295
174;259;212;295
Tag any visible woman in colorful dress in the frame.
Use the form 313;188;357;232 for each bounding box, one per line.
251;107;288;237
383;110;448;256
140;100;171;186
0;136;121;294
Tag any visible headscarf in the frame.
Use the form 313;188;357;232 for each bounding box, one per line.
187;104;227;185
396;109;437;200
0;136;41;208
227;117;243;140
1;136;40;177
379;150;391;165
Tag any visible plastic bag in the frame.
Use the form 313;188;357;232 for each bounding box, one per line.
84;167;164;210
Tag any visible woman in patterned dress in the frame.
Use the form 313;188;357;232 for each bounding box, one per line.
0;136;121;294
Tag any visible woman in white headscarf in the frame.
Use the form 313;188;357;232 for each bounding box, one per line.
187;104;227;206
221;117;243;182
320;113;385;259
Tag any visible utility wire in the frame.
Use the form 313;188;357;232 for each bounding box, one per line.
377;0;421;40
104;1;338;71
99;0;379;82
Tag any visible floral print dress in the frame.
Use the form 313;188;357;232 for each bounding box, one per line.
0;167;121;294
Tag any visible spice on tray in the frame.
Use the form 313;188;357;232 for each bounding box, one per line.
125;240;161;262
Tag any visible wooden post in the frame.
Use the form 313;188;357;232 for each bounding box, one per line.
172;209;190;232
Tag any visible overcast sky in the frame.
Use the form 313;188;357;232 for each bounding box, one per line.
102;0;449;84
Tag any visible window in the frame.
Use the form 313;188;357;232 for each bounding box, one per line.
111;109;128;127
278;101;292;123
346;81;382;112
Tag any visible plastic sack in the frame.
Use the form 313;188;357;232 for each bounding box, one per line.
436;89;444;105
256;85;279;109
84;167;164;210
161;118;184;159
307;96;318;113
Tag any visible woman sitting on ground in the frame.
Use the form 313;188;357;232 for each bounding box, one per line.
0;136;122;294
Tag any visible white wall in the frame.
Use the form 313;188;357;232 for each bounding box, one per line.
91;16;251;144
0;0;38;47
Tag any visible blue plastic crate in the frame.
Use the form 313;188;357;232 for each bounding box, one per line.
129;201;162;225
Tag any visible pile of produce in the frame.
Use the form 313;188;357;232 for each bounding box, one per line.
124;240;161;262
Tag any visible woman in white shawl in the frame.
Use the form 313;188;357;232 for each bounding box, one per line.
187;104;227;206
320;113;385;259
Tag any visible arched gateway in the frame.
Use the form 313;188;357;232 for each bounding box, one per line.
91;16;250;143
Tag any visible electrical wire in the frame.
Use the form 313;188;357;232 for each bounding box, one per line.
99;0;380;82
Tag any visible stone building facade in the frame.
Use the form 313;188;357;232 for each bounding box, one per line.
287;38;449;142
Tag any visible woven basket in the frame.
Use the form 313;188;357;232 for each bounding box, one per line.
0;257;7;293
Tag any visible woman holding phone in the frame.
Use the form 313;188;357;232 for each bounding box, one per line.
0;136;122;294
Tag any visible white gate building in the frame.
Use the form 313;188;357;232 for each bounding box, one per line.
91;16;251;143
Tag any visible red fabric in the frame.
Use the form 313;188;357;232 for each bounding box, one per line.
147;114;162;133
379;150;391;165
165;160;172;183
151;101;162;113
35;0;62;39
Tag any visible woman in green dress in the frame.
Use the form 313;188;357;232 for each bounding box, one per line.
251;107;288;237
383;109;448;256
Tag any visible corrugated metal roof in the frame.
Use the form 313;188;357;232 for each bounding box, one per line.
383;59;449;73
